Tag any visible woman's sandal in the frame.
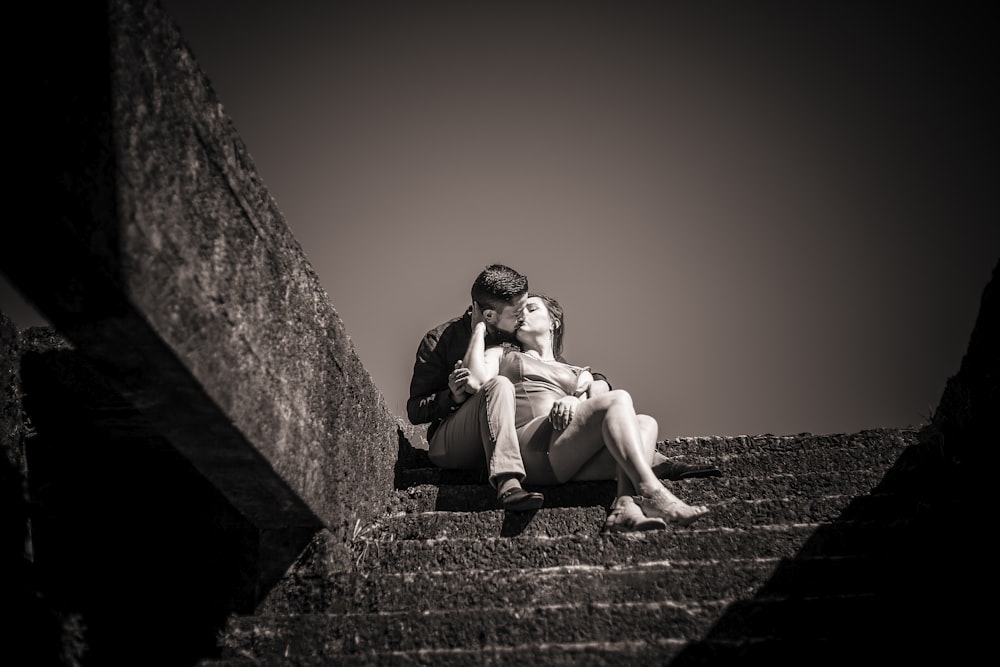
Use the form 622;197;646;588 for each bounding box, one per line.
602;496;667;533
499;487;544;512
635;491;710;527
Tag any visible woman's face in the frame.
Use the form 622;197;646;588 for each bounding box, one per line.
516;296;551;344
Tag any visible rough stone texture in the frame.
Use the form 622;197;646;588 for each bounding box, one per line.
210;422;977;665
5;0;399;580
926;258;997;468
0;313;29;607
0;312;25;533
16;327;261;664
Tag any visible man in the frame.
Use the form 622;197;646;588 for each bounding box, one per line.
407;264;544;511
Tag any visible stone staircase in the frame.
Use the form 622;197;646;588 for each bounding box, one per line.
201;423;974;666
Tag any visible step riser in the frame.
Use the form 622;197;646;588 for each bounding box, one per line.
397;428;916;466
304;525;864;575
391;469;897;514
396;431;917;489
260;554;903;616
261;560;779;614
221;601;726;655
374;492;928;540
309;518;927;575
285;642;687;667
656;429;918;458
238;635;942;667
224;589;912;657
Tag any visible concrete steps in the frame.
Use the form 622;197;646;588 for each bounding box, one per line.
192;424;981;665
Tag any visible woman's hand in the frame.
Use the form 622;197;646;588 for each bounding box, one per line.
550;395;581;430
449;360;471;402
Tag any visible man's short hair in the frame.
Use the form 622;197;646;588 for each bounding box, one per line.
471;264;528;312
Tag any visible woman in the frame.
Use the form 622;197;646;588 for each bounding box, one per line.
461;293;710;532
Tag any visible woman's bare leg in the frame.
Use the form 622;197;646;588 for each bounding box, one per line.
616;414;659;496
570;413;658;494
568;449;617;481
549;390;709;526
548;391;659;484
542;392;623;482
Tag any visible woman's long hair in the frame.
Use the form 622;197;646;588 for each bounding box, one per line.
529;293;564;360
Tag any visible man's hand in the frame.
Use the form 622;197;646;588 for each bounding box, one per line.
449;360;470;403
471;301;487;328
588;379;611;397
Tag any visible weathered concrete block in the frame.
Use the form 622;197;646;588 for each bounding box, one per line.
927;258;997;467
4;0;399;582
0;312;29;567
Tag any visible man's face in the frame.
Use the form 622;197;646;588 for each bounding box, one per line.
490;293;528;337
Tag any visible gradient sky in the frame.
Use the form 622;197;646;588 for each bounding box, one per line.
2;1;996;437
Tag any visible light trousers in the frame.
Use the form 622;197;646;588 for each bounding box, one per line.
428;376;526;488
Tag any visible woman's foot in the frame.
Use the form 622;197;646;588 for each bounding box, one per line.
635;488;710;527
602;496;667;533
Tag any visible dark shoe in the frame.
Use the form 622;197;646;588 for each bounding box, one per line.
652;459;722;480
499;487;544;512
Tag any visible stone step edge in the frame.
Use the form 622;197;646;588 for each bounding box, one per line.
260;553;910;616
219;600;728;655
226;591;888;651
299;519;924;575
278;555;775;583
210;632;925;667
214;637;690;666
396;465;907;482
378;489;925;517
385;470;914;514
291;518;930;576
267;553;893;596
351;517;921;546
395;427;920;463
367;493;931;538
210;635;866;667
237;589;886;620
360;636;688;657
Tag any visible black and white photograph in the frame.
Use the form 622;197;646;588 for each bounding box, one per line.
3;1;993;665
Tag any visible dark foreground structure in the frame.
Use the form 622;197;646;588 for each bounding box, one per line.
3;1;992;665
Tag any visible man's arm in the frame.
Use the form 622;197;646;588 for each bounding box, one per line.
406;315;475;425
588;375;611;396
554;351;611;393
406;330;457;425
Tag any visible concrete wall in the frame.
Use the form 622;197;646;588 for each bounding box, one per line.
927;258;997;467
0;313;29;577
4;0;401;582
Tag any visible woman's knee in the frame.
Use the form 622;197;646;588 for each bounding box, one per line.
583;389;633;417
637;414;659;458
607;389;635;410
637;414;658;438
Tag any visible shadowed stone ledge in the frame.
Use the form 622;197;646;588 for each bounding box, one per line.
4;0;399;587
